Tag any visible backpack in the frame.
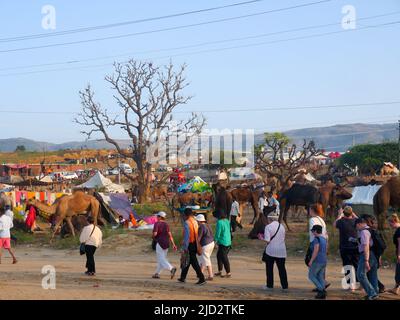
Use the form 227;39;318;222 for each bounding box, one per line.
369;229;386;257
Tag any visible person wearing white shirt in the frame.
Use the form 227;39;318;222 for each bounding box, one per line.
258;193;268;215
260;212;288;290
4;205;17;244
229;199;243;232
0;210;17;264
80;216;102;276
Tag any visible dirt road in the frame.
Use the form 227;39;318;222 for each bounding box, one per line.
0;232;399;300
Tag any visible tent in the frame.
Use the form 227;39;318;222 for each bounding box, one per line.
77;172;125;193
39;176;53;183
98;192;139;221
177;176;211;193
344;185;381;205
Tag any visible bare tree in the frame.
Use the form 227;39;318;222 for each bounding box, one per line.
255;133;322;191
75;60;205;202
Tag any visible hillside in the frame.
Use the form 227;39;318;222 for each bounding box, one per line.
255;123;398;151
0;123;398;153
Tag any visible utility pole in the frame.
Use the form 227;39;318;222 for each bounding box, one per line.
118;155;121;185
398;119;400;169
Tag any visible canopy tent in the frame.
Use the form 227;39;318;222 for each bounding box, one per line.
39;176;53;183
76;172;125;193
177;176;211;193
344;185;381;205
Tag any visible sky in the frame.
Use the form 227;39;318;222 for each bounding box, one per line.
0;0;399;143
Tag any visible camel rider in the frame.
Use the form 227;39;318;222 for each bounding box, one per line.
266;191;280;216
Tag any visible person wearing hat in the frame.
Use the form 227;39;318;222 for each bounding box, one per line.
355;217;379;300
334;205;359;291
308;224;328;299
196;214;215;281
152;211;177;280
260;211;288;291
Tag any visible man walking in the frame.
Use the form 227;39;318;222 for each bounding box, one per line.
178;208;206;285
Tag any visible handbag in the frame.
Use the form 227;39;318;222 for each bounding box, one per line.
180;251;190;269
261;222;281;262
79;225;96;256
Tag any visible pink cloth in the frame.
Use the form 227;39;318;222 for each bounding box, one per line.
143;216;158;225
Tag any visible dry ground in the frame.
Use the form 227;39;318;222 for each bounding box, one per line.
0;208;399;300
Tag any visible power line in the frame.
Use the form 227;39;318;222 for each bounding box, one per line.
1;11;398;73
1;18;399;77
0;0;333;54
0;100;399;115
0;0;266;43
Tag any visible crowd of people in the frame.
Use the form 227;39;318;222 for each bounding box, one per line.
1;189;400;301
148;197;400;300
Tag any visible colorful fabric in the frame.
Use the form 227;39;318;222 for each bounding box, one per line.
25;206;37;229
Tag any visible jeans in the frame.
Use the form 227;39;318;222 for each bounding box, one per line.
180;243;205;281
265;254;288;289
308;262;326;292
395;262;400;287
217;245;231;273
357;252;378;298
85;245;97;273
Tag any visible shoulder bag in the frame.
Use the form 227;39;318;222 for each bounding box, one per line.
80;225;96;255
261;223;281;262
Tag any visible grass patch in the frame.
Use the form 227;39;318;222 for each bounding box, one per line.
133;202;170;216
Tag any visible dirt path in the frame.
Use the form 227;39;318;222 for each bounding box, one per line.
0;239;399;300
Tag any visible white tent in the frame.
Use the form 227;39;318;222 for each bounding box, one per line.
39;176;53;183
77;172;125;193
345;185;381;205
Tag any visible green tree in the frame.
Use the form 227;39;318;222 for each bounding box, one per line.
15;145;26;152
338;142;399;174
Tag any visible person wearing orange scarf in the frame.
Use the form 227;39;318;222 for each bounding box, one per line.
177;208;206;285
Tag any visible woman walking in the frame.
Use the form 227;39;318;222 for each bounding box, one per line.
214;210;232;278
389;214;400;295
79;216;102;276
196;214;215;281
260;212;288;291
152;211;177;279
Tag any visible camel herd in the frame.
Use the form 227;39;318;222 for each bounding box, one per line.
1;173;399;242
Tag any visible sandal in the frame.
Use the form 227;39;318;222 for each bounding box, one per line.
224;273;232;278
12;259;18;264
207;277;214;281
214;272;223;277
152;274;160;279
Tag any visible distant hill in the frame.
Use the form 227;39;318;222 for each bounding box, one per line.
255;123;398;151
0;123;397;152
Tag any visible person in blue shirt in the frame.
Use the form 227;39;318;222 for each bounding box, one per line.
308;224;328;299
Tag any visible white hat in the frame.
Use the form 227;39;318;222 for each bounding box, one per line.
195;214;206;222
156;211;167;218
267;212;279;220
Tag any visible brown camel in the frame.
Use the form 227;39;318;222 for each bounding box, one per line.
373;176;400;230
227;186;261;224
318;182;353;219
29;191;100;240
150;184;169;202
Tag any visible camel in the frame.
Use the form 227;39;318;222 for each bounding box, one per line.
28;191;100;240
227;186;261;224
318;182;353;219
150;184;169;202
373;176;400;230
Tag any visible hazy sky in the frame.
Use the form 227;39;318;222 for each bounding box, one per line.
0;0;399;143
